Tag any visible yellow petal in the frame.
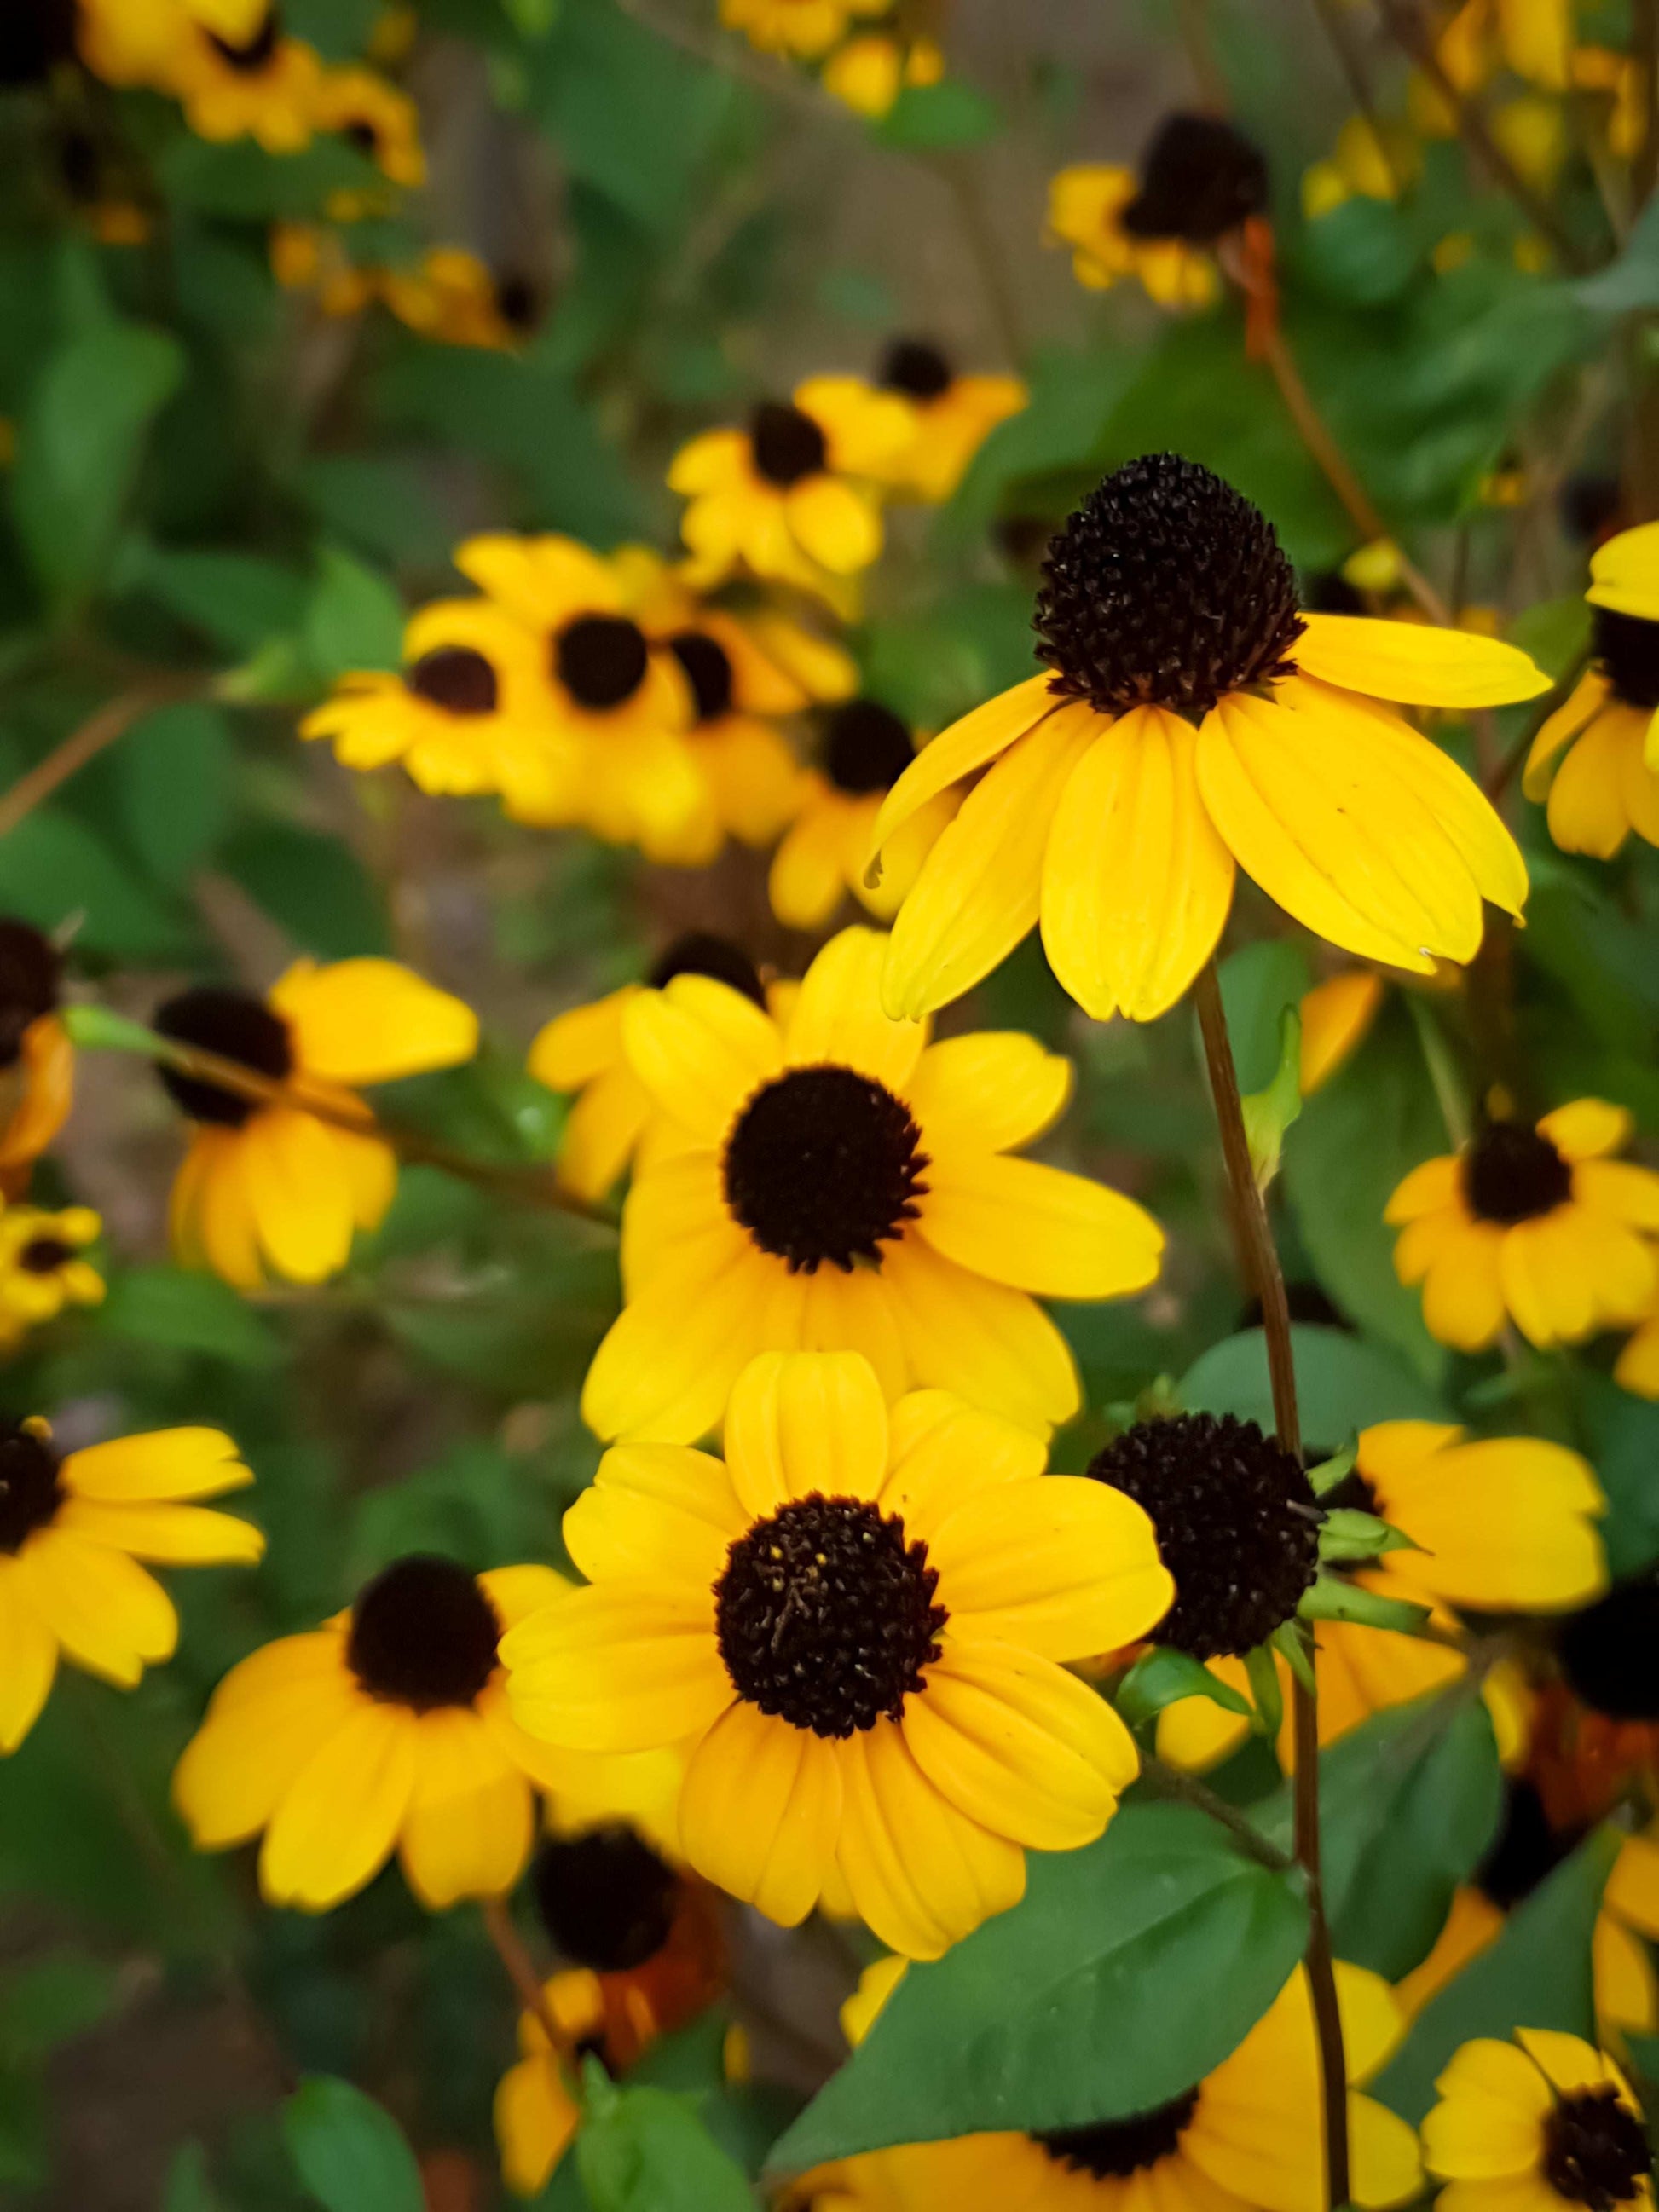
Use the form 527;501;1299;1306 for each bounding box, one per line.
882;1237;1079;1433
61;1428;250;1502
1424;2041;1552;2179
54;1496;264;1565
269;957;478;1083
237;1107;358;1284
784;475;882;575
881;1391;1047;1533
1294;612;1550;706
621;976;783;1144
501;1580;731;1752
527;989;631;1091
0;1562;57;1754
1589;520;1659;620
554;1064;651;1204
1299;971;1384;1094
903;1034;1072;1155
494;2053;581;2198
580;1251;770;1445
564;1443;745;1590
1351;2092;1427;2210
1539;1098;1633;1161
259;1701;419;1910
866;674;1060;883
677;1699;842;1925
1523;668;1609;800
783;927;928;1094
1385;1154;1461;1222
173;1656;361;1846
16;1529;176;1685
398;1707;533;1908
722;1349;890;1519
918;1152;1165;1299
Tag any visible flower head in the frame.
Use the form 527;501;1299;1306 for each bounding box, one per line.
1424;2030;1651;2212
310;63;425;188
719;0;886;61
380;246;522;349
771;700;957;929
870;454;1545;1025
157;957;477;1288
0;1422;261;1754
0;920;72;1187
1048;114;1270;308
159;9;323;153
821;29;945;118
1526;597;1659;858
866;338;1026;502
1388;1100;1659;1352
0;1205;103;1344
580;925;1164;1442
506;1348;1173;1957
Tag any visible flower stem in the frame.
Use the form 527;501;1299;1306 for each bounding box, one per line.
0;675;205;840
483;1896;566;2057
1192;961;1351;2212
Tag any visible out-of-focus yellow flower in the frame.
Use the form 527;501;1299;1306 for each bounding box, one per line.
1573;46;1645;160
1343;539;1406;595
382;247;517;349
0;921;73;1195
1047;114;1269;310
820;31;943;118
1434;0;1572;96
311;65;425;191
0;1207;103;1347
162;14;323;153
864;339;1026;502
1491;90;1569;187
720;0;886;60
269;223;376;317
1302;115;1420;217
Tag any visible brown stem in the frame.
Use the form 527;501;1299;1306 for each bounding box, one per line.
1635;0;1659;211
1192;962;1350;2212
0;677;204;841
483;1897;567;2057
1141;1758;1298;1873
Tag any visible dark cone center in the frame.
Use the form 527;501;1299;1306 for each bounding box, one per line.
1559;1575;1659;1721
0;1425;63;1553
0;921;61;1071
1087;1411;1321;1660
1462;1121;1573;1225
723;1064;928;1273
714;1493;945;1736
880;338;953;400
495;274;538;332
408;646;499;716
1036;2090;1202;2180
17;1239;74;1275
1594;606;1659;712
1478;1782;1578;1910
154;988;293;1129
1121;113;1269;245
554;615;650;711
344;119;380;158
646;933;766;1008
1543;2089;1652;2210
750;402;827;487
533;1827;678;1971
668;631;735;723
1035;454;1304;719
347;1555;500;1711
1;0;78;87
824;701;914;794
208;9;280;69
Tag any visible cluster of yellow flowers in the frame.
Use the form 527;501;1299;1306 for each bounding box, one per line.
719;0;945;119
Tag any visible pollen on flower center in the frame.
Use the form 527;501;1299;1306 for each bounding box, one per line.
554;615;650;710
1036;2090;1202;2179
1462;1121;1573;1224
533;1826;678;1971
0;921;61;1070
208;10;280;69
668;631;735;723
1543;2088;1652;2209
646;932;766;1008
408;646;499;716
346;1555;501;1712
154;987;295;1129
1558;1575;1659;1721
824;701;914;794
880;338;953;399
722;1064;929;1273
749;401;828;487
1035;454;1305;719
1120;113;1269;245
0;1424;63;1553
1087;1411;1321;1660
1593;606;1659;711
713;1493;946;1737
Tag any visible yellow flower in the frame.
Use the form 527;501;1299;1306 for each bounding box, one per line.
1615;1292;1659;1399
0;921;74;1192
1433;0;1573;95
580;926;1164;1442
771;702;957;931
861;339;1026;502
0;1422;262;1755
669;379;915;598
380;246;517;349
1388;1100;1659;1353
1526;526;1659;856
1423;2029;1652;2212
871;456;1545;1025
269;222;376;316
174;1558;587;1911
157;958;478;1289
506;1347;1172;1956
161;12;323;153
1048;114;1270;309
719;0;887;61
0;1206;103;1343
1303;117;1420;218
820;30;945;118
310;64;425;189
793;1961;1422;2212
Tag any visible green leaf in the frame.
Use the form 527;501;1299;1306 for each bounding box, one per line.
1240;1006;1303;1193
575;2076;754;2212
1374;1827;1618;2122
1117;1647;1252;1726
122;541;308;656
1306;1439;1359;1496
163;2141;223;2212
11;321;186;601
769;1802;1309;2169
222;823;389;958
1181;1325;1449;1449
115;701;234;883
0;1951;117;2058
303;547;405;679
158;135;382;221
97;1267;283;1371
1576;195;1659;311
1245;1642;1284;1738
283;2077;425;2212
872;80;1001;150
1298;1575;1431;1632
0;810;191;959
0;2070;45;2187
1316;1509;1417;1562
1218;940;1314;1093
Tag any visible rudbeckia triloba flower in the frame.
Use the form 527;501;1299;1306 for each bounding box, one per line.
1387;1100;1659;1353
791;1961;1422;2212
1047;113;1271;309
506;1349;1173;1956
1303;117;1421;220
310;65;425;190
529;935;771;1206
1423;2029;1652;2212
155;957;478;1288
669;380;915;598
0;1206;103;1346
1431;0;1573;98
820;28;945;118
870;454;1546;1025
0;1422;261;1755
173;1556;587;1910
1526;539;1659;857
579;926;1165;1442
380;247;521;349
770;701;954;931
865;338;1026;503
719;0;887;61
160;12;323;153
0;921;72;1190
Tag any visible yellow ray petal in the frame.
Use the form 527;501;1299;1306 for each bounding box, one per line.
259;1701;419;1910
16;1530;176;1685
903;1034;1072;1156
866;674;1059;879
918;1152;1165;1299
677;1699;842;1926
1294;612;1550;707
784;475;882;575
564;1443;745;1590
621;977;783;1145
62;1428;249;1502
269;958;478;1084
54;1497;264;1565
1523;668;1610;800
1540;1098;1633;1161
398;1707;533;1908
1589;519;1659;620
882;1237;1079;1433
581;1250;770;1444
722;1349;890;1520
880;1392;1047;1533
783;927;928;1094
0;1562;57;1754
500;1580;731;1752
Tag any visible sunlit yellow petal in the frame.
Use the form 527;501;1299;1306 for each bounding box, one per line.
1294;612;1550;707
677;1700;842;1925
918;1152;1165;1299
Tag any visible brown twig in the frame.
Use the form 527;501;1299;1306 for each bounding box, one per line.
483;1897;566;2056
1140;1758;1299;1874
0;676;204;841
1635;0;1659;211
1192;962;1350;2212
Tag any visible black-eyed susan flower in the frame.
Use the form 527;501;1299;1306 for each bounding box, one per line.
791;1961;1422;2212
1047;114;1270;309
1432;0;1573;96
160;11;322;153
1423;2029;1651;2212
1388;1101;1659;1353
0;1205;103;1346
1615;1294;1659;1399
1526;608;1659;860
0;921;73;1193
0;1422;261;1755
529;936;770;1206
310;63;425;190
269;222;376;317
820;30;944;118
719;0;886;61
770;701;956;930
669;380;915;599
174;1556;587;1910
872;456;1546;1025
380;246;517;349
156;957;477;1290
580;926;1164;1442
506;1347;1173;1956
865;338;1026;503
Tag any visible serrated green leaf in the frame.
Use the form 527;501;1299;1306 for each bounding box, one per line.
283;2077;424;2212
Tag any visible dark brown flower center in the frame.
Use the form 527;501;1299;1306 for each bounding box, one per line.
1036;2090;1202;2179
1543;2088;1652;2209
880;338;953;400
1036;454;1304;719
0;0;78;86
723;1065;928;1273
154;988;293;1130
1121;113;1269;245
1462;1121;1573;1225
494;274;539;332
17;1238;74;1275
668;631;735;723
1559;1574;1659;1722
1088;1411;1320;1660
1594;606;1659;712
0;921;61;1071
824;701;913;794
347;1555;500;1711
408;646;499;716
554;615;650;710
750;402;827;487
714;1493;945;1736
0;1425;62;1553
208;9;280;70
646;933;766;1008
344;118;380;158
534;1827;679;1971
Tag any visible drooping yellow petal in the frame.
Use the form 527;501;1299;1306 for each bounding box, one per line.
259;1701;420;1910
494;2053;581;2199
173;1655;361;1847
784;475;882;574
554;1063;652;1204
501;1580;731;1752
1299;971;1384;1094
1589;519;1659;621
783;927;928;1094
1523;668;1610;800
865;674;1057;875
61;1427;250;1502
398;1708;533;1908
918;1152;1165;1299
0;1562;57;1754
722;1349;891;1520
16;1529;176;1686
269;958;478;1085
1294;612;1550;707
236;1107;358;1283
676;1699;842;1926
903;1034;1072;1155
581;1250;770;1444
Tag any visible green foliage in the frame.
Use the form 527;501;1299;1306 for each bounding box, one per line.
1181;1324;1449;1442
576;2068;755;2212
282;2077;425;2212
